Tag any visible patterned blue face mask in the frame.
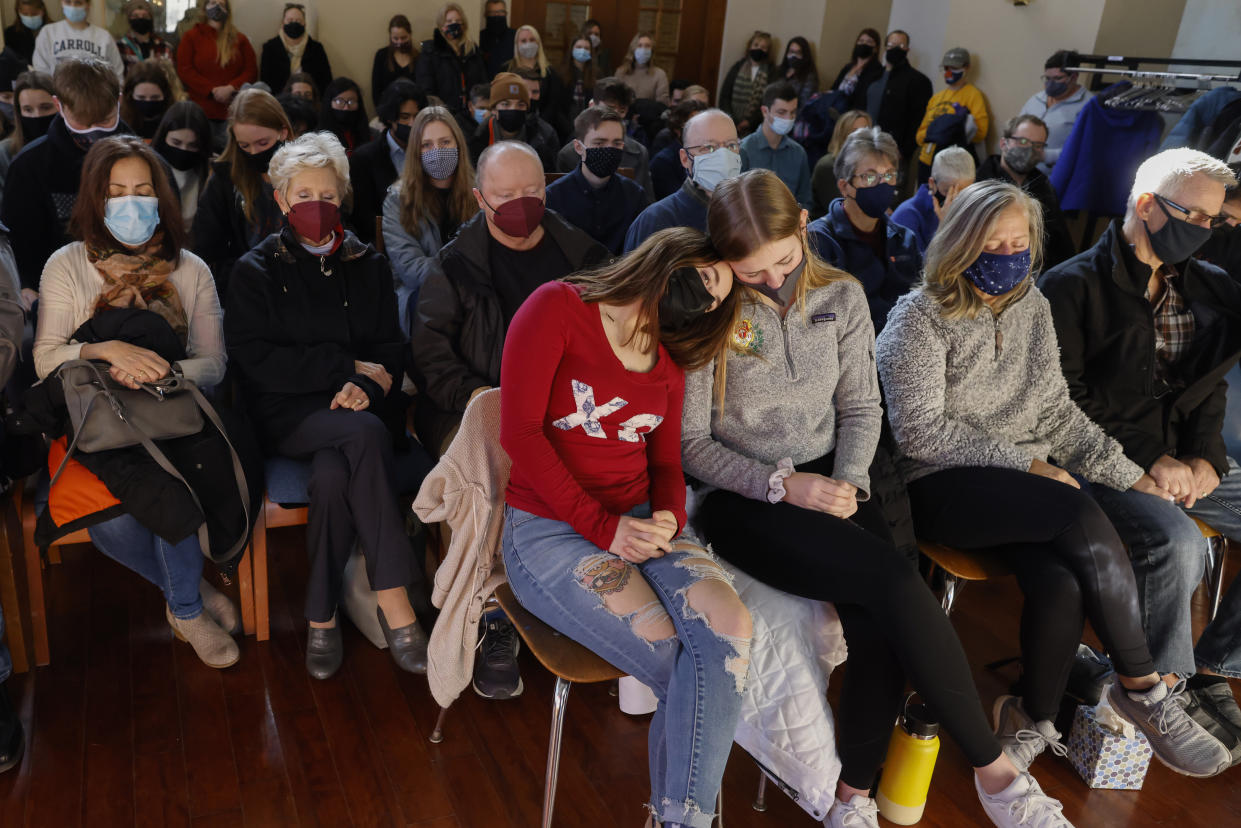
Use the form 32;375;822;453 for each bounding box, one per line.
962;248;1031;296
104;195;161;247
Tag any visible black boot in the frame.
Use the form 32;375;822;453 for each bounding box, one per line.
0;681;24;774
305;624;343;680
377;606;429;674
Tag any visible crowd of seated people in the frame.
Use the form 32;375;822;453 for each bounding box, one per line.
1;6;1241;828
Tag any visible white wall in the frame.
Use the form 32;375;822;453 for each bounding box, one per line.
887;0;949;87
1169;0;1241;76
716;0;827;99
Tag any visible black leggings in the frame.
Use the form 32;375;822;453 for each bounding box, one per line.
907;467;1157;722
696;454;1001;789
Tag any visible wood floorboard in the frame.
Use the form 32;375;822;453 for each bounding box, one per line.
2;529;1240;827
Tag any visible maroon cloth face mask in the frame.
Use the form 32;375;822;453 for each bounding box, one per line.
481;194;545;238
287;200;341;242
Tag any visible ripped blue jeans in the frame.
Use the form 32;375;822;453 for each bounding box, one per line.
502;504;752;828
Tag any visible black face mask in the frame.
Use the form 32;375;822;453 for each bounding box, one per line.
283;21;305;39
886;47;908;67
20;113;54;142
129;16;153;35
392;122;412;146
329;108;356;127
659;266;715;331
1145;196;1213;264
751;245;807;306
582;146;623;179
748;48;767;63
485;15;506;31
932;187;947;207
243;140;283;173
134;98;167;120
496;108;525;133
157;141;200;172
444;22;463;40
853;43;874;61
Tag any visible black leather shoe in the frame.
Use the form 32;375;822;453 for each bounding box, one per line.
0;682;24;774
377;606;428;674
305;624;343;680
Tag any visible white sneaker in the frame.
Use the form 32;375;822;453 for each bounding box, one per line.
976;771;1074;828
823;794;880;828
993;695;1068;772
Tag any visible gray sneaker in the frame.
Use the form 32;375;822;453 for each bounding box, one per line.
1184;682;1241;767
1106;678;1231;777
975;771;1074;828
993;695;1068;772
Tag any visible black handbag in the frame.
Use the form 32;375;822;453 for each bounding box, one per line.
49;359;250;565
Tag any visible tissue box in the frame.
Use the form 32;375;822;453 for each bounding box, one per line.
1067;704;1153;789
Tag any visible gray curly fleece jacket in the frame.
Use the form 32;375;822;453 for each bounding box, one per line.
874;286;1144;491
682;278;883;501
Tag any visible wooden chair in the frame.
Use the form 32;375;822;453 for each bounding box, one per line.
919;541;1014;616
245;457;311;641
0;490;29;674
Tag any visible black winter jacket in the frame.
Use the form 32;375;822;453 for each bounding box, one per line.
1039;221;1241;477
259;35;333;97
467;113;560;171
348;134;399;246
409;210;607;448
831;58;885;111
225;228;405;446
192;160;283;300
875;62;932;162
415;30;487;114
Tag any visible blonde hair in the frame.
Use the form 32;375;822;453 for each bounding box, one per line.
509;24;549;76
436;3;476;54
621;31;656;74
921;180;1043;321
398;106;478;234
219;88;292;223
827;110;872;157
268;131;351;201
199;0;242;67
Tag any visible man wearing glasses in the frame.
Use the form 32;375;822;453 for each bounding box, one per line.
1040;148;1241;769
623;108;740;251
976;114;1076;266
1019;49;1092;174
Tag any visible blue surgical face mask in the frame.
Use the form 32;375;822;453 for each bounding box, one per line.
20;13;43;29
634;46;652;65
689;147;741;192
770;115;795;136
962;249;1031;296
472;107;487;125
572;46;591;64
104;195;161;247
62;3;87;23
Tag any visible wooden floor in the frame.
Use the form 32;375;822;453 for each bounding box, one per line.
2;528;1240;828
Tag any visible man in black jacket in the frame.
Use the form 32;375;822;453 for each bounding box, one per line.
1040;148;1241;759
477;0;514;78
349;79;427;245
410;140;607;456
976;114;1076;267
870;29;931;183
467;72;559;172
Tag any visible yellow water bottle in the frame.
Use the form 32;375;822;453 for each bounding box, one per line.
876;695;941;825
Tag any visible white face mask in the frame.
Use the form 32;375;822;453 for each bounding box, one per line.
770;115;795;136
634;46;652;65
690;147;742;192
517;41;539;60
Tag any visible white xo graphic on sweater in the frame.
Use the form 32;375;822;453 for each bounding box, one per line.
552;379;664;442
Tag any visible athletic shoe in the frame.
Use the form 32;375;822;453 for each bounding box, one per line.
975;771;1074;828
823;794;879;828
472;612;524;699
1185;679;1241;767
993;695;1068;772
1106;677;1231;777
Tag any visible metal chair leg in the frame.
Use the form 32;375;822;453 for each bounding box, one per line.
716;789;723;827
1208;538;1228;621
752;771;768;812
941;574;962;616
542;677;572;828
429;706;448;744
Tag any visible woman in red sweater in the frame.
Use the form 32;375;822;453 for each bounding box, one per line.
499;227;748;828
175;0;256;132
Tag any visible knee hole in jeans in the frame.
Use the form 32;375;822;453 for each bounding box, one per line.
677;560;753;693
573;553;677;644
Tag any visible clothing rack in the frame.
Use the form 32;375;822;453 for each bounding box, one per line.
1067;54;1241;91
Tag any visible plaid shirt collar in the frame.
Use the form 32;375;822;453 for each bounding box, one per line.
1145;263;1195;387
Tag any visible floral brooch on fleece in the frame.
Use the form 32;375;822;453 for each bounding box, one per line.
732;317;762;355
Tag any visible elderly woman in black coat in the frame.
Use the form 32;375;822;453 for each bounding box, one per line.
225;131;426;681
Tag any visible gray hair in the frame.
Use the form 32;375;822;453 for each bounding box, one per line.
834;126;900;183
930;146;976;187
682;108;736;149
1124;147;1237;222
268;131;351;201
476;140;542;189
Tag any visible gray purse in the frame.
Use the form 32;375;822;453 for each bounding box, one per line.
49;359;250;565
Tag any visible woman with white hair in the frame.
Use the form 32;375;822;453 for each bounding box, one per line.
225;131;426;680
877;179;1233;782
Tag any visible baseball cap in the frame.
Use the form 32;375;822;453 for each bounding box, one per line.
942;47;970;69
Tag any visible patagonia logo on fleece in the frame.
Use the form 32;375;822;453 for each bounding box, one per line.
811;313;835;323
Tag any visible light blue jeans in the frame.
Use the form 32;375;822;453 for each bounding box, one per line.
1091;456;1241;677
88;513;205;620
502;504;751;828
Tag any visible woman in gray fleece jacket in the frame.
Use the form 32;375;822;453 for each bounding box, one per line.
683;170;1070;828
876;180;1231;782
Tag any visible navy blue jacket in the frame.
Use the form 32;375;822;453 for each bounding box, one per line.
546;165;649;255
650;142;687;201
808;198;922;331
623;178;710;253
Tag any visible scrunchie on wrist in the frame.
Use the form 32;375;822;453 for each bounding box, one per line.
766;457;795;504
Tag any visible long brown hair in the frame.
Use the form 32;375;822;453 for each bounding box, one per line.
564;227;739;372
218;88;291;224
922;179;1044;321
561;35;595;91
384;14;416;73
120;61;174;133
9;70;54;156
69;136;187;262
398;106;478;234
